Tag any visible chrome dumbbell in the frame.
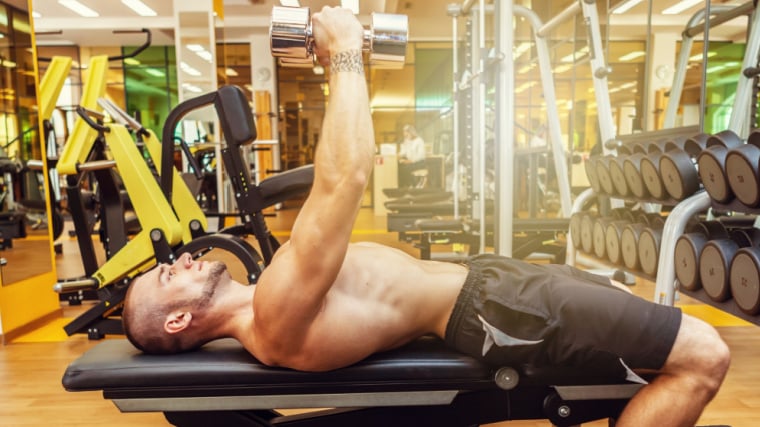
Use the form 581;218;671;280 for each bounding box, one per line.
270;6;408;69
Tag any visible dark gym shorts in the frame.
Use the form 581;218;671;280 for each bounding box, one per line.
444;254;682;378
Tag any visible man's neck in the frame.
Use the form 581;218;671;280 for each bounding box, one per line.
204;281;256;343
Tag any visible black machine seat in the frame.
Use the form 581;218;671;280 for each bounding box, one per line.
62;337;643;427
257;164;314;208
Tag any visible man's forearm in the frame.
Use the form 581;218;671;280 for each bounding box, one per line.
316;49;375;191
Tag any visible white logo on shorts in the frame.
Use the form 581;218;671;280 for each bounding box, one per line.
479;314;543;356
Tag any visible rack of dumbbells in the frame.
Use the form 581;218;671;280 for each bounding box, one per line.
570;125;701;282
666;129;760;325
653;3;760;326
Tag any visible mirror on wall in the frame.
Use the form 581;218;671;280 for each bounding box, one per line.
0;0;55;285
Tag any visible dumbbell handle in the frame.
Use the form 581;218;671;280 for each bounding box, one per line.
270;6;407;68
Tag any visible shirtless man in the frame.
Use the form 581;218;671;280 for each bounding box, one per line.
122;7;730;427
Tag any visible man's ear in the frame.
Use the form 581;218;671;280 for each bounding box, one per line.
164;311;193;335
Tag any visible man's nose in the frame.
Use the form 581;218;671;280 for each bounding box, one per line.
173;252;192;268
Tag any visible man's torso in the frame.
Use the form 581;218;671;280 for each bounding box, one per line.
255;242;467;371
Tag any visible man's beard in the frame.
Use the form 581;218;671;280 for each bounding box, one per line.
195;261;228;309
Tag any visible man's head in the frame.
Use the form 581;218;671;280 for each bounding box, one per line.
122;253;230;354
403;124;417;139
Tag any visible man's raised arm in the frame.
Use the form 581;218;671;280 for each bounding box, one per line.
252;7;375;350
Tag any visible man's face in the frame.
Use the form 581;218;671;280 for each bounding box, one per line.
130;252;229;309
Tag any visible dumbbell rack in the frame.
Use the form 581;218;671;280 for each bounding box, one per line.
567;127;700;280
656;192;760;326
568;128;760;327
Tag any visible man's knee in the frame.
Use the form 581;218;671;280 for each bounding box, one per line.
668;314;730;393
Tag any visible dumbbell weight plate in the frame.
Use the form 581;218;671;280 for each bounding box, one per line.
367;13;409;68
270;6;313;60
640;152;667;200
698;146;732;203
608;157;629;197
584;156;602;193
605;220;630;265
623;153;649;199
638;227;662;276
659;149;699;201
592;217;610;259
674;232;708;291
699;239;738;302
698;130;743;204
580;214;596;254
621;223;645;271
725;143;760;207
569;213;583;249
595;156;616;195
729;247;760;315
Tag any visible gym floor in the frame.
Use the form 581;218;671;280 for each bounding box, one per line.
1;206;759;426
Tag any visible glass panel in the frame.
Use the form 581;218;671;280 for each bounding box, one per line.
0;0;55;286
123;46;178;133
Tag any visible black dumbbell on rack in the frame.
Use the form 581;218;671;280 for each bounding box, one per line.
675;220;731;291
658;134;709;201
699;217;759;302
725;130;760;207
697;129;744;204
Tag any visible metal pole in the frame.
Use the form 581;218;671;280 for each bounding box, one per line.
580;0;616;149
664;6;736;131
537;1;582;38
477;0;487;254
729;7;760;137
515;5;573;218
449;4;461;219
684;2;754;37
495;0;514;256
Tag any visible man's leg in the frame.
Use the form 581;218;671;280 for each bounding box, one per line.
615;313;730;427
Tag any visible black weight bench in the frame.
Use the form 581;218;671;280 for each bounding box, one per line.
63;337;643;427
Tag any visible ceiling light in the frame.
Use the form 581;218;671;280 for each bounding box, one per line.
121;0;156;17
187;44;205;52
182;83;203;93
611;0;644;14
279;0;300;7
180;62;202;77
145;68;165;77
515;81;535;93
561;46;589;63
706;64;726;74
688;51;717;62
662;0;702;15
32;11;41;18
341;0;359;14
313;64;324;75
518;63;535;74
225;68;238;77
58;0;99;18
554;64;573;74
124;57;140;65
513;42;531;60
619;51;645;61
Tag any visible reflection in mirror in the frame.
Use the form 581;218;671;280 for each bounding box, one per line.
0;0;54;285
